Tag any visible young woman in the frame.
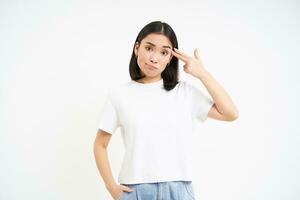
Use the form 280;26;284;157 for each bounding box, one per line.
94;21;239;200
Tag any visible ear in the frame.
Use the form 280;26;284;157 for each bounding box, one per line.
134;42;139;57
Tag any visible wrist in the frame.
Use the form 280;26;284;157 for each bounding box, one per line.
195;69;210;80
105;181;118;191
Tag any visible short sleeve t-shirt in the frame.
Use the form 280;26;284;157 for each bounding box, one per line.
98;78;214;184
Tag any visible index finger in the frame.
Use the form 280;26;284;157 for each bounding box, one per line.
174;48;191;58
171;49;189;62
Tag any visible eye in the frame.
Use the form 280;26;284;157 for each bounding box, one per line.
162;51;169;56
145;46;152;51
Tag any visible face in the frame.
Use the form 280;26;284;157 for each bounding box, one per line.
134;33;173;80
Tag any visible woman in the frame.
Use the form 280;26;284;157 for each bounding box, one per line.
94;21;239;200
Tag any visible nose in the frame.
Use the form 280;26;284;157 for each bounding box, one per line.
149;52;159;64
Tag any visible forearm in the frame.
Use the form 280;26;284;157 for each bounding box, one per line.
195;69;239;118
93;143;117;190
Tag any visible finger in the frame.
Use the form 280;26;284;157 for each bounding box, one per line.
122;185;134;192
174;48;191;59
171;49;189;62
194;48;200;60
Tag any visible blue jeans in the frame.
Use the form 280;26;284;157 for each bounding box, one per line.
118;181;196;200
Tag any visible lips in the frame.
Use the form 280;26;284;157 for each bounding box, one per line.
147;63;158;69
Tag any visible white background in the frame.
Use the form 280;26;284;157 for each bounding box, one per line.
0;0;299;200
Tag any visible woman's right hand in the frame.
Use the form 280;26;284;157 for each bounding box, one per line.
108;183;134;200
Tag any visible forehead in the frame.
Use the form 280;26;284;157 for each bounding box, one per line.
140;33;172;49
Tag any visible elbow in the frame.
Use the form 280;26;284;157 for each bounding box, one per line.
228;110;239;121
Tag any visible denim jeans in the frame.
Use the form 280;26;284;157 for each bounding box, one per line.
118;180;196;200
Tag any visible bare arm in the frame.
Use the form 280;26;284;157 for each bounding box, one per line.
170;48;239;121
197;70;239;121
93;129;134;199
93;129;116;188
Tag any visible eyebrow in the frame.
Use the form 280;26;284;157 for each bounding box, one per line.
145;42;172;50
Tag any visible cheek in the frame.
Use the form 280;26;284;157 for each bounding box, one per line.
137;56;145;65
137;56;147;69
138;52;150;64
162;57;170;65
140;50;150;60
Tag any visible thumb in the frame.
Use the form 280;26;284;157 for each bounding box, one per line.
121;185;134;192
194;48;200;60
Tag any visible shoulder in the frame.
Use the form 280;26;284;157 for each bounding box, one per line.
176;79;198;92
107;80;131;100
177;80;211;102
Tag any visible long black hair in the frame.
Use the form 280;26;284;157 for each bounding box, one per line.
129;21;179;91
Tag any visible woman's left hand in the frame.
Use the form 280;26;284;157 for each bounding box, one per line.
171;47;207;78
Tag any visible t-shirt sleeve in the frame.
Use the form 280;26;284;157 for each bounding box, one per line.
186;81;214;122
98;92;121;134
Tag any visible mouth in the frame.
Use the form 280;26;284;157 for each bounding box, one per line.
146;63;158;69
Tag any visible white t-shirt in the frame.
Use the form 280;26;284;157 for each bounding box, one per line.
98;78;214;184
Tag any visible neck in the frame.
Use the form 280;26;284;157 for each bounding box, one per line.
137;76;162;84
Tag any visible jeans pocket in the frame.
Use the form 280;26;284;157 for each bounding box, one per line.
118;191;125;200
183;181;195;200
